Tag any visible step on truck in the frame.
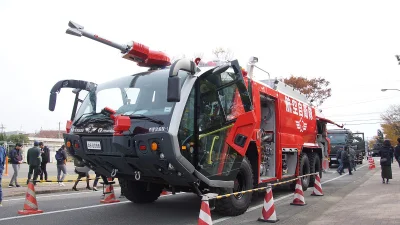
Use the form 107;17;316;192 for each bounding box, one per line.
48;21;342;216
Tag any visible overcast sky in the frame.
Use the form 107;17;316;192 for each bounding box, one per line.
1;0;399;140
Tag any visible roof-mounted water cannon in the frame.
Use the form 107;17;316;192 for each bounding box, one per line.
66;21;171;69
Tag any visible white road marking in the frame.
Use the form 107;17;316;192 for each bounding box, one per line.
0;163;370;223
3;188;121;202
0;192;181;222
213;163;369;224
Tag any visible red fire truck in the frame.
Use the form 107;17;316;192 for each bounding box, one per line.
49;21;342;216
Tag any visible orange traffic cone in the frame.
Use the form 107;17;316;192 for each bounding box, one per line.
290;179;306;206
18;182;44;215
311;174;324;196
198;195;213;225
258;184;279;223
161;190;170;195
100;178;120;204
368;156;375;170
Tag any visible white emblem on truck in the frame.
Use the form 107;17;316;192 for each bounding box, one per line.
295;118;307;132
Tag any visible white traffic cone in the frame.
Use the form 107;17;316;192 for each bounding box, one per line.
311;174;324;196
198;195;213;225
258;184;279;223
290;178;306;206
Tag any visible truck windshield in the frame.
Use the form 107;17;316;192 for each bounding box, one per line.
74;70;188;124
328;133;347;144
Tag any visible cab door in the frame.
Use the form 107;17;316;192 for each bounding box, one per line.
196;60;256;181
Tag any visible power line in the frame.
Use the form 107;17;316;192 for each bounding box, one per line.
327;121;385;126
334;118;383;123
323;111;384;117
320;95;399;109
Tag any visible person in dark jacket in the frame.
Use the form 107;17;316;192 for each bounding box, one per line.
55;145;68;186
0;144;6;206
340;146;353;175
380;139;393;184
27;141;42;185
394;137;400;168
336;147;344;174
8;143;23;187
39;142;50;181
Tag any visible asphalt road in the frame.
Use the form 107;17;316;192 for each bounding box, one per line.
0;161;371;225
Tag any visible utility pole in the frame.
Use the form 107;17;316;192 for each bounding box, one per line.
58;122;61;139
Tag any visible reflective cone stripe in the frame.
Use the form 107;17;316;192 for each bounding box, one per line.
258;185;279;223
311;174;324;196
18;182;43;215
291;179;306;206
100;180;120;204
198;196;212;225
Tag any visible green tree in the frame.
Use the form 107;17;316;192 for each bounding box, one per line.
7;134;29;144
381;104;400;135
282;76;332;106
0;133;6;141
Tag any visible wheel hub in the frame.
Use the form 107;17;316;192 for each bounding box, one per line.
233;172;245;199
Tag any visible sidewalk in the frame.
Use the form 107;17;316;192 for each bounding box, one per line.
2;176;120;198
309;162;400;225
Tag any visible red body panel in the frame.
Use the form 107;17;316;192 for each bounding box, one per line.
241;78;325;183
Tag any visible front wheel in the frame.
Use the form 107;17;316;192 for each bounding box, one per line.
215;157;253;216
119;178;163;204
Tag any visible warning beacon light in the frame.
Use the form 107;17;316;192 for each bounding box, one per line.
66;21;171;69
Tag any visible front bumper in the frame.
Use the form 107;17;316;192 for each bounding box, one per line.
64;132;234;188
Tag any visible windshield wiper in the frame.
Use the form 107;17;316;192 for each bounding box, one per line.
73;112;103;126
129;114;164;125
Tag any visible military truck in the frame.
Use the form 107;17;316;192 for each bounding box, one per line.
327;129;365;166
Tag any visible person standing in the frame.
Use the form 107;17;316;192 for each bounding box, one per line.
8;143;23;187
394;137;400;168
349;146;357;172
340;146;353;175
0;144;6;206
336;147;344;174
27;141;42;185
72;157;92;191
39;142;50;181
379;140;393;184
55;145;68;186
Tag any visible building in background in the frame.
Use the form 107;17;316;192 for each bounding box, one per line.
22;130;66;163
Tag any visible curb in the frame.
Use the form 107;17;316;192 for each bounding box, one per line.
4;184;121;198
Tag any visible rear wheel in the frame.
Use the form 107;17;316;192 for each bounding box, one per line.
308;152;321;187
291;153;310;191
119;178;163;204
215;157;253;216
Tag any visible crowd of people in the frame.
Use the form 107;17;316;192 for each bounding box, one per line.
0;141;124;207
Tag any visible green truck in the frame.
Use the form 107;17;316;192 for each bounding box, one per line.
327;129;365;166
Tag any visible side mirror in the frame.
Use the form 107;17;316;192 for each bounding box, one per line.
49;92;57;111
167;58;196;102
167;76;181;102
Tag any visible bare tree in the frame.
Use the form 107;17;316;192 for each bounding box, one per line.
212;47;234;61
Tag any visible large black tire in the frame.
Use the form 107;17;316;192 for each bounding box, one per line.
291;153;310;191
308;152;321;187
215;157;253;216
119;178;163;204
